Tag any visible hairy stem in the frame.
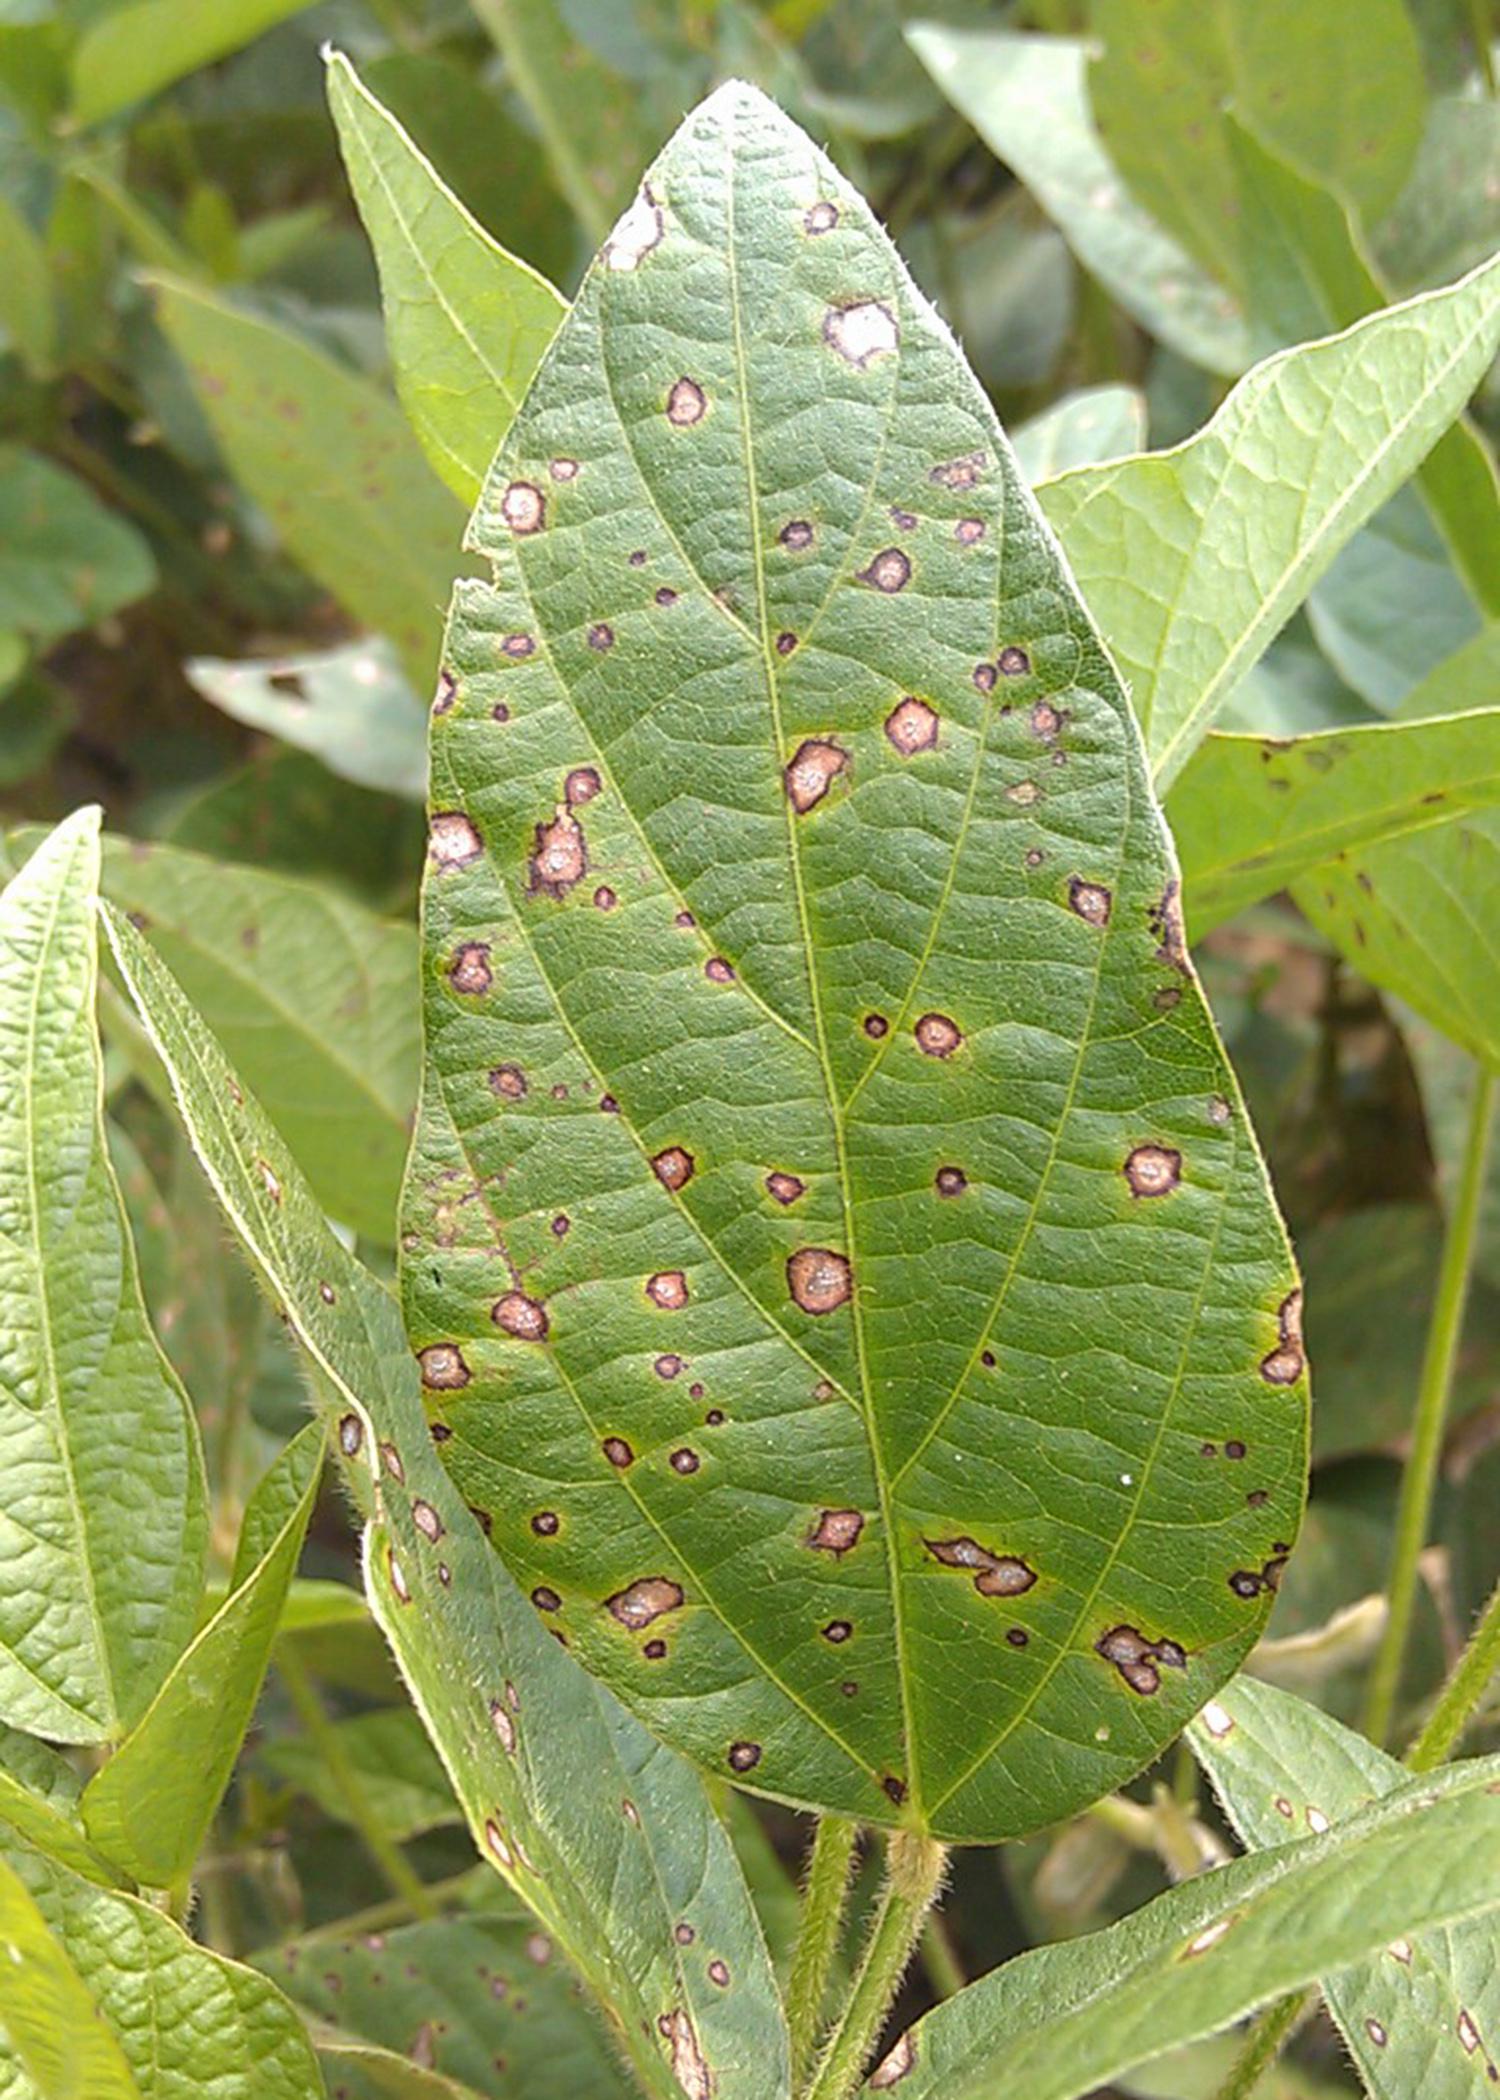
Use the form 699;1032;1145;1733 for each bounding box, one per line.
1363;1064;1496;1746
1212;1989;1310;2100
787;1816;859;2090
1406;1569;1500;1769
805;1831;947;2100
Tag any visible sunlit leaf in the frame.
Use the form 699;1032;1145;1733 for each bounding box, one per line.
1013;385;1146;486
0;1853;140;2100
187;638;428;802
70;0;320;127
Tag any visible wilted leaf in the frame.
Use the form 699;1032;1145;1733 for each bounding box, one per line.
0;448;156;646
328;53;565;508
0;812;207;1745
403;83;1304;1843
187;638;429;801
70;0;320;127
1012;386;1146;486
1190;1676;1500;2100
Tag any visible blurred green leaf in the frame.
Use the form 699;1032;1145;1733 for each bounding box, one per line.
266;1706;461;1842
151;276;463;689
0;447;156;645
0;189;53;372
328;51;565;508
1375;94;1500;295
1041;252;1500;789
0;1852;141;2099
1012;385;1146;485
187;638;428;801
70;0;320;128
79;1421;325;1888
1308;485;1483;709
0;667;74;790
0;811;207;1745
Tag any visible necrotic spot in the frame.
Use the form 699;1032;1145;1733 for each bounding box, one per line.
448;942;493;997
655;586;679;607
785;739;847;813
529;811;587;898
1068;877;1112;927
604;184;664;271
608;1577;683;1630
808;1508;863;1554
549;457;579;482
501;632;534;660
593;886;617;910
705;956;735;984
338;1413;362;1457
998;646;1031;677
766;1171;805;1205
531;1511;558;1536
728;1742;761;1772
863;1013;889;1039
647;1270;689;1309
955;518;985;545
934;1166;967;1197
652;1146;695;1192
489;1063;527;1098
788;1247;852;1315
670;1447;700;1474
915;1012;963;1057
603;1436;635;1468
493;1292;548;1342
666;378;707;427
857;547;911;594
531;1587;561;1612
654;1354;684;1380
973;662;997;693
429;811;483;869
823;1620;852;1643
780;519;814;550
804;200;839;234
500;482;545;535
587;623;614;652
930;452;985;490
823;300;899;367
885;696;938;754
418;1345;470;1391
1123;1145;1182;1198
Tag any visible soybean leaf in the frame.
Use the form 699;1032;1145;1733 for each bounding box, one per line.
1039;251;1500;791
0;812;207;1746
151;278;463;689
905;28;1249;376
403;82;1303;1844
0;1832;324;2100
186;638;429;802
1190;1676;1500;2100
1011;385;1146;487
0;192;54;376
101;907;791;2100
0;1763;118;1892
1089;0;1425;293
0;1853;140;2100
327;52;566;510
860;1758;1500;2100
1166;711;1500;938
1307;485;1483;710
265;1706;462;1842
70;0;320;128
1374;95;1500;295
0;448;156;646
79;1421;325;1889
267;1914;637;2100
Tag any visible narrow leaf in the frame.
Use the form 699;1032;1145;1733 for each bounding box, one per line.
863;1759;1500;2100
1190;1676;1500;2099
1168;711;1500;938
0;812;207;1744
79;1421;325;1888
0;1852;141;2100
405;80;1304;1844
71;0;319;127
327;51;566;508
101;906;791;2100
1040;251;1500;790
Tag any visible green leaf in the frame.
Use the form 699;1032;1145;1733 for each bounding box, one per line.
186;639;429;801
1190;1675;1500;2100
265;1706;461;1842
0;1764;119;1891
0;448;157;646
0;1833;323;2100
404;81;1303;1843
267;1913;637;2100
79;1421;325;1888
151;277;463;689
861;1758;1500;2100
1167;711;1500;938
1308;485;1483;710
1374;93;1500;296
101;906;791;2100
1012;386;1146;487
70;0;320;127
0;191;54;375
0;1852;141;2100
0;812;207;1745
1040;251;1500;791
327;52;565;509
905;28;1249;376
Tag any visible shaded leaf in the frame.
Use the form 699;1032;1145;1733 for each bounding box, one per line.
404;82;1303;1843
70;0;320;127
862;1758;1500;2100
905;28;1248;376
101;907;791;2100
151;277;463;689
0;812;207;1745
79;1422;325;1888
0;448;156;646
187;638;428;801
0;192;53;375
266;1706;461;1842
1190;1675;1500;2100
1013;385;1146;487
1040;251;1500;790
0;1852;140;2100
1307;486;1483;711
1374;94;1500;296
328;52;565;509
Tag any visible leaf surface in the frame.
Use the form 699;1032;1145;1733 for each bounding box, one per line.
1190;1676;1500;2099
187;638;428;801
1012;385;1146;487
403;82;1304;1842
860;1758;1500;2100
328;52;565;508
265;1705;462;1842
0;448;156;646
0;1853;140;2100
0;813;207;1745
1040;252;1500;791
102;906;790;2100
70;0;320;127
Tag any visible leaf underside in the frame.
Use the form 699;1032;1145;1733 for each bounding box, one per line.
402;83;1306;1843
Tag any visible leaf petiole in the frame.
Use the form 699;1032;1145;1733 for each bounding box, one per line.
804;1832;947;2100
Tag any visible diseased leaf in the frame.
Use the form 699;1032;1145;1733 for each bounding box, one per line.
905;28;1249;376
0;1832;324;2100
151;277;463;689
403;83;1304;1843
327;52;565;509
70;0;319;127
1012;385;1146;487
79;1422;325;1888
265;1705;461;1842
1190;1676;1500;2100
859;1758;1500;2100
0;448;156;646
187;638;429;802
0;812;207;1745
0;1853;141;2100
102;906;791;2100
1040;251;1500;790
1167;711;1500;938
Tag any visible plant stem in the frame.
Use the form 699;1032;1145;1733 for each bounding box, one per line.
919;1911;965;2000
804;1832;947;2100
276;1650;436;1920
787;1816;859;2089
1363;1063;1496;1747
1406;1569;1500;1770
1211;1989;1310;2100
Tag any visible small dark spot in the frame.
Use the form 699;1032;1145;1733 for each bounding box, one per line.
338;1413;362;1458
608;1577;684;1630
955;518;985;545
705;1407;724;1425
492;702;511;723
1029;701;1061;739
655;586;679;607
981;1349;996;1368
915;1012;963;1058
780;520;814;551
997;645;1031;678
785;738;848;813
766;1170;806;1205
925;1536;1036;1598
675;910;695;929
885;696;939;755
666;378;707;427
775;631;798;656
600;1094;620;1113
449;942;493;997
551;1082;569;1100
531;1511;559;1536
728;1742;761;1772
655;1354;685;1380
890;507;918;531
645;1638;667;1659
1224;1439;1246;1460
1229;1570;1265;1599
823;1620;852;1644
674;1923;695;1946
1150;883;1190;974
471;1506;493;1535
549;457;579;482
882;1776;908;1805
788;1247;852;1315
434;668;459;711
863;1013;889;1039
804;200;839;234
973;662;997;693
808;1509;864;1555
705;956;735;984
857;547;912;594
1006;1627;1028;1647
1153;985;1182;1012
529;811;587;899
841;1679;858;1696
707;1960;730;1988
1124;1144;1182;1198
501;633;535;660
593;885;617;911
319;1282;336;1306
1247;1489;1268;1508
551;1213;571;1237
603;1437;635;1468
531;1586;562;1612
647;1270;689;1310
1068;877;1112;927
652;1146;695;1192
587;623;614;652
935;1166;966;1197
493;1292;549;1342
670;1447;700;1475
419;1344;470;1391
629;549;647;567
500;482;546;535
